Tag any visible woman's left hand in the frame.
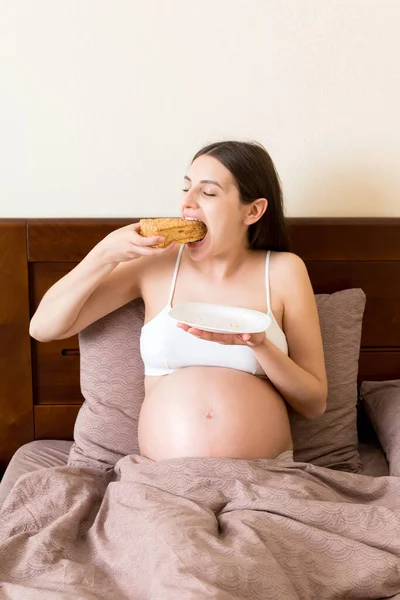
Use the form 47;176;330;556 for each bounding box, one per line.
177;323;266;348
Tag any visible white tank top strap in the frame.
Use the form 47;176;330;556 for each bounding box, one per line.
265;250;272;313
167;244;185;306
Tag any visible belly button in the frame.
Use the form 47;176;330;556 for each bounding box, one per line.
205;409;214;420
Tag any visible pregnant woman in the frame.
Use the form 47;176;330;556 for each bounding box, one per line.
30;140;327;462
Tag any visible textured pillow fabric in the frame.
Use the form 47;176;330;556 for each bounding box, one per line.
69;289;365;473
68;299;145;470
360;380;400;477
289;288;366;472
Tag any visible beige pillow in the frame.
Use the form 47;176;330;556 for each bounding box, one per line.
68;299;145;470
290;288;366;472
69;290;365;473
360;380;400;477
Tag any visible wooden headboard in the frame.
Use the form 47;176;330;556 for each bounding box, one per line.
1;217;399;469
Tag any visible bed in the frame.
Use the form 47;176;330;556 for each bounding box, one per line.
0;217;400;599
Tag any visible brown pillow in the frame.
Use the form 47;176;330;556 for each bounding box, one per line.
69;290;365;473
360;380;400;477
289;288;366;472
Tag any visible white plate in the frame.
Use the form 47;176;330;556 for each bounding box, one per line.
169;302;271;334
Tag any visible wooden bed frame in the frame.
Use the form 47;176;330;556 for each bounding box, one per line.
1;217;399;470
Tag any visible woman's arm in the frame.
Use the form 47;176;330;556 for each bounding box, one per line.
252;252;327;419
29;223;173;342
252;340;327;419
29;248;136;342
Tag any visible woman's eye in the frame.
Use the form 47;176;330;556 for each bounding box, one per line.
181;188;215;196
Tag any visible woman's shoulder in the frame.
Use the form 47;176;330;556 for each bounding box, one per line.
269;251;310;296
250;249;307;282
271;250;306;271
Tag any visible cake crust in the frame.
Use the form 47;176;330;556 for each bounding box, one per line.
139;218;207;248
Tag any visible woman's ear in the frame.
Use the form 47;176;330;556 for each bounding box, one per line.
243;198;268;225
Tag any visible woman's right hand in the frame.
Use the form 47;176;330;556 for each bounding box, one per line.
93;222;176;264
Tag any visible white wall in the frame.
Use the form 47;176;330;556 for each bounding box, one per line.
1;0;399;218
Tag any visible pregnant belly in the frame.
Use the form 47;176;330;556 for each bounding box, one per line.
138;367;293;461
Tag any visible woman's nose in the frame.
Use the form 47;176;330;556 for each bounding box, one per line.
181;189;199;209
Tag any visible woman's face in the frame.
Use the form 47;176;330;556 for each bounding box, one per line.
180;155;250;259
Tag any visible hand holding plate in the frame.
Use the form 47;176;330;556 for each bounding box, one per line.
176;322;266;347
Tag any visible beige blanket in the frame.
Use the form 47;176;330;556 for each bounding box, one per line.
1;454;400;600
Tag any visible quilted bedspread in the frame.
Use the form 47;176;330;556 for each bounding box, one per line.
1;454;400;599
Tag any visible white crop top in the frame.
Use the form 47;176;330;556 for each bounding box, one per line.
140;246;288;377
